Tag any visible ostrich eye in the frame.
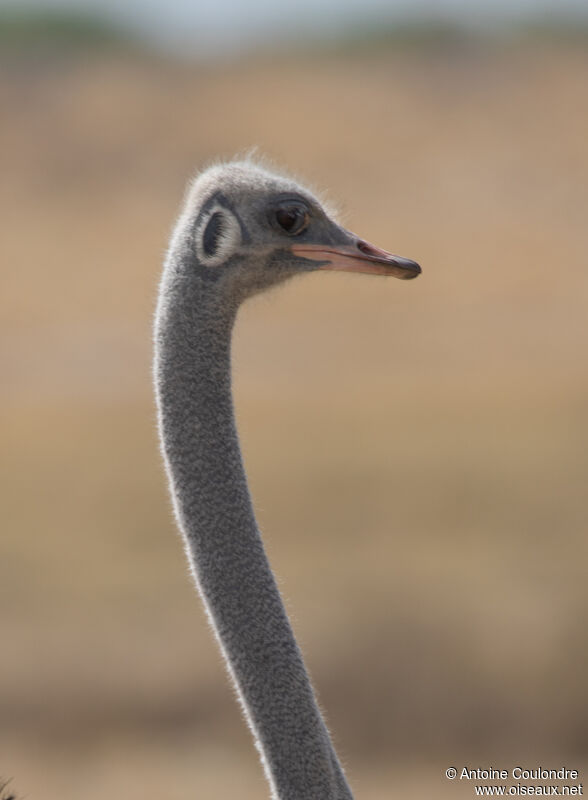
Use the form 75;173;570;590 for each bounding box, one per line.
273;204;310;236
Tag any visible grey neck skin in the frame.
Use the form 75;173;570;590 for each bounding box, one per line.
154;252;354;800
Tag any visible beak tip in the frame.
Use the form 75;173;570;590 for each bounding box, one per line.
393;257;422;279
402;264;422;280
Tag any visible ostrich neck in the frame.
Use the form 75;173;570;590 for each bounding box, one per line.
154;269;353;800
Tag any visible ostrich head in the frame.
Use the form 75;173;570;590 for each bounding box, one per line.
166;158;421;304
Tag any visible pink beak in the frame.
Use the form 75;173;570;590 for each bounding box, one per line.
291;238;421;280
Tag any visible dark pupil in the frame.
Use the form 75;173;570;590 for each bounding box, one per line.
276;207;303;233
203;212;224;256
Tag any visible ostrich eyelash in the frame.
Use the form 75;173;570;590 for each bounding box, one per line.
0;777;17;800
195;204;241;267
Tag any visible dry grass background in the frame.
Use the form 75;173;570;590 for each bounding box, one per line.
1;35;588;799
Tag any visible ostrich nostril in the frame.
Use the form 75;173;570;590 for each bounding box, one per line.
356;239;379;257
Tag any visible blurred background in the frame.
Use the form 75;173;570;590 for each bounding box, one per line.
1;0;588;797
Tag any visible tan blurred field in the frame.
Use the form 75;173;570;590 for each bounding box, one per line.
2;38;588;799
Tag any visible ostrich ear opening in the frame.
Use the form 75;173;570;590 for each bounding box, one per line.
195;205;242;267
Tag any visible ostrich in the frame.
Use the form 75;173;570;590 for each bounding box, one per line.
153;158;420;800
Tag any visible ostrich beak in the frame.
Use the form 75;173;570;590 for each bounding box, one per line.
291;238;421;280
